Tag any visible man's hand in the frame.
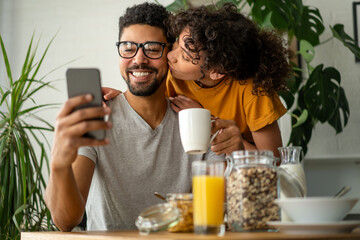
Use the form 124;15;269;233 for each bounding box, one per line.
51;94;112;169
210;118;244;155
169;95;203;113
102;87;122;101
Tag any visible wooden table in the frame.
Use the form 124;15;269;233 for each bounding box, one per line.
21;228;360;240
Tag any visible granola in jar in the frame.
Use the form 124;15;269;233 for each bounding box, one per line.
226;151;279;231
166;193;193;232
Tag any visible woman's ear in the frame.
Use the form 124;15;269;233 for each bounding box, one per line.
209;70;225;80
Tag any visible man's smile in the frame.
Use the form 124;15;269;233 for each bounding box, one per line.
131;71;151;78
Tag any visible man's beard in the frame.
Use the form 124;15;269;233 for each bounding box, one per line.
124;64;165;96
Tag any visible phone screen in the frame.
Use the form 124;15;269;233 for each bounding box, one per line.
66;68;105;140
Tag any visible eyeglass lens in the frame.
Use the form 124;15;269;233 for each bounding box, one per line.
118;42;164;59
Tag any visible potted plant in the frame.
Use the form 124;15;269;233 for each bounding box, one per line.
156;0;360;155
0;34;58;240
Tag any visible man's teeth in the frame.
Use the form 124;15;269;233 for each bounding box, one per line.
132;72;150;77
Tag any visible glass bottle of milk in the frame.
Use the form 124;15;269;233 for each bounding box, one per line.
278;146;307;221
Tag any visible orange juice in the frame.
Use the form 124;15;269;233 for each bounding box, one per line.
192;175;225;226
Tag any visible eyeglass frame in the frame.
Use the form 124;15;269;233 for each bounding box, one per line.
115;41;172;59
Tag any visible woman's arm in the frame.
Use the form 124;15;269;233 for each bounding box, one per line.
251;121;283;158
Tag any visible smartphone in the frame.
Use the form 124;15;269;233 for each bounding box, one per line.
66;68;106;140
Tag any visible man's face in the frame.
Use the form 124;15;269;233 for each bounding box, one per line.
119;24;169;96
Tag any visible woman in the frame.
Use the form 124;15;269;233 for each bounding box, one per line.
165;3;291;157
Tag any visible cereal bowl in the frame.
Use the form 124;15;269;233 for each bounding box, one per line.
275;197;359;223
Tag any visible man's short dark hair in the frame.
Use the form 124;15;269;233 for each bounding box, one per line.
118;2;174;43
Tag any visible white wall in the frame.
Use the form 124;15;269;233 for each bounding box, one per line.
1;0;359;211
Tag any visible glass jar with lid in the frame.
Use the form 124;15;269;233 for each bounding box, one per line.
225;150;280;232
166;193;193;232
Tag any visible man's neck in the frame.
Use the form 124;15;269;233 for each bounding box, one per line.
124;84;168;130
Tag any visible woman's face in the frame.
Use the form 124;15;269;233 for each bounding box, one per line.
167;29;206;81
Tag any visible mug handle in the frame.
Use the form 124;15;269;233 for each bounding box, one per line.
209;129;220;145
209;119;220;145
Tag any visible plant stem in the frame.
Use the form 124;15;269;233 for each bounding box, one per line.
319;36;334;45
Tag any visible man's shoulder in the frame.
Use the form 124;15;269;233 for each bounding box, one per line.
105;93;124;106
164;99;180;124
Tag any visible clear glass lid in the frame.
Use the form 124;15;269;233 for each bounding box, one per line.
135;203;180;235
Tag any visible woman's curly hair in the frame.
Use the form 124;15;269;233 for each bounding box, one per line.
168;3;291;95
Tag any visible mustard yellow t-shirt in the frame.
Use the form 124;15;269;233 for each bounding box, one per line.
165;71;287;144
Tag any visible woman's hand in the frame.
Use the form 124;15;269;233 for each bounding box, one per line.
102;87;122;101
169;95;203;113
210;118;244;155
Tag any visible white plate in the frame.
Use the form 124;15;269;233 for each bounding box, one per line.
267;221;360;234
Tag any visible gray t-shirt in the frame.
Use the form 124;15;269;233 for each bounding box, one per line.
78;94;224;230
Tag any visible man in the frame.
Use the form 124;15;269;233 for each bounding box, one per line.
45;3;224;231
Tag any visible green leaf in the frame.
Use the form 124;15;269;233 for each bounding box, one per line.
18;103;58;117
294;6;324;46
30;34;57;81
21;33;35;82
268;0;292;29
158;0;188;12
292;109;308;128
248;0;291;29
304;65;341;123
328;87;350;133
13;204;27;231
0;89;11;106
279;90;294;109
331;24;360;60
261;12;275;29
289;0;303;22
298;40;315;63
0;35;14;86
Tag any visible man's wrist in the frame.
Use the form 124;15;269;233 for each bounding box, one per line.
50;159;73;173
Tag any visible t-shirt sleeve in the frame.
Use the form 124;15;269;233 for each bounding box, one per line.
245;93;287;132
78;146;98;164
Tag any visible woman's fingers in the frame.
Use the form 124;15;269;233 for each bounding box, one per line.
210;118;244;155
170;102;182;113
211;134;242;155
169;95;203;110
102;87;122;100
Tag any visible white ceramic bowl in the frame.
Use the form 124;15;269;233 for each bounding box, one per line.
275;197;359;223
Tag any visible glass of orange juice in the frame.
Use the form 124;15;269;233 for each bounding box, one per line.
192;160;225;236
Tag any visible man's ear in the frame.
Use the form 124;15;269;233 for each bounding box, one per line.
209;70;225;80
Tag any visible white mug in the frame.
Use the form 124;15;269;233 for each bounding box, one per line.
179;108;219;154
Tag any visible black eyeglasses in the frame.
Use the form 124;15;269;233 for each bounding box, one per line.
116;41;172;59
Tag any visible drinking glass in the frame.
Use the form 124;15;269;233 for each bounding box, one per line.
192;160;225;236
